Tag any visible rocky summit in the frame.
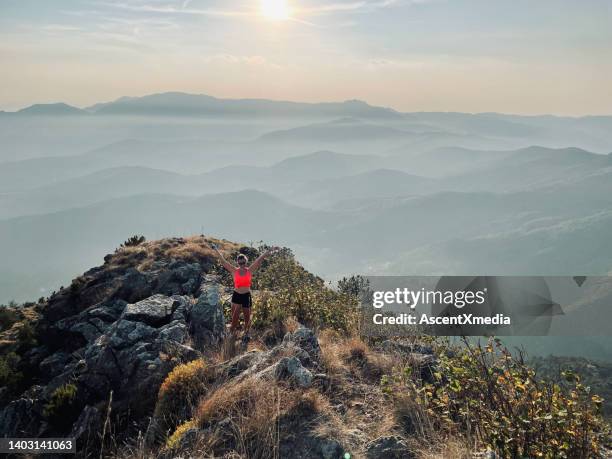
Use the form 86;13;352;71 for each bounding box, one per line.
0;236;608;459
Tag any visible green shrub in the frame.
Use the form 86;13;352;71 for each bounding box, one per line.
0;306;19;332
43;383;80;431
252;250;359;332
0;352;23;395
16;321;37;349
383;338;609;458
337;275;370;298
254;285;359;333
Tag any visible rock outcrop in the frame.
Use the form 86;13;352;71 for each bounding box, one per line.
0;238;436;459
0;257;225;448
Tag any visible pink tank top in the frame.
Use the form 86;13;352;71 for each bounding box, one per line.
234;268;252;289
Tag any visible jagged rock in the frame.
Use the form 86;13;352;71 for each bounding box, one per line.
21;345;50;370
216;327;321;386
153;261;203;296
158;320;188;344
69;405;102;447
0;397;44;437
190;277;225;347
320;438;344;459
122;294;178;326
223;350;268;379
177;427;200;450
39;352;71;378
108;319;157;349
27;293;205;445
274;356;314;388
366;435;414;459
116;268;153;302
283;326;321;362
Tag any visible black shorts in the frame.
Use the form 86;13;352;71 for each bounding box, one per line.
232;291;252;308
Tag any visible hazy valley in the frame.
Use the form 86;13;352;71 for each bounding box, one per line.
1;93;611;361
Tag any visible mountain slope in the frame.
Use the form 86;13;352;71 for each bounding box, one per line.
15;103;87;116
0;191;343;302
0;151;385;218
289;169;441;208
258;118;417;143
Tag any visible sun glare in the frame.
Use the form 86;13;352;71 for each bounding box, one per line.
260;0;291;21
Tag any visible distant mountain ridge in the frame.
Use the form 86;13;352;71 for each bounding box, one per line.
84;92;402;119
4;92;612;122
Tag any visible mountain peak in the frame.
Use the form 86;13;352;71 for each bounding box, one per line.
16;102;85;116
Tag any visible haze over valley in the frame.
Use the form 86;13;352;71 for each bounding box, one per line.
1;93;611;309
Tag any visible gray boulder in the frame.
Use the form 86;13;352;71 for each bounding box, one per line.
69;405;102;447
274;356;314;388
122;294;179;326
0;397;44;437
282;326;321;362
366;435;414;459
189;277;225;347
320;438;344;459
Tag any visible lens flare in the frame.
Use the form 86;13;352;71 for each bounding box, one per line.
260;0;290;20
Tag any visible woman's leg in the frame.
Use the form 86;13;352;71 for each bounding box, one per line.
242;307;251;335
230;303;241;334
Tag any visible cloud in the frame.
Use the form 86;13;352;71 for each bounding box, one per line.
203;54;268;66
100;1;252;17
41;24;83;33
296;0;430;16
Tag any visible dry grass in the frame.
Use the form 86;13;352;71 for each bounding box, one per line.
219;335;240;362
308;391;349;444
413;437;473;459
192;376;296;458
106;235;242;271
393;392;437;439
283;316;300;334
319;332;396;381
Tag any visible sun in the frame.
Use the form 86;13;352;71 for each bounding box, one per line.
260;0;291;21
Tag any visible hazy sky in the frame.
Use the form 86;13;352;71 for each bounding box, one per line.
1;0;611;115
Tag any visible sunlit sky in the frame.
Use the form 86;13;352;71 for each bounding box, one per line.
1;0;611;115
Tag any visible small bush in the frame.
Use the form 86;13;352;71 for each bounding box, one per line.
165;419;197;450
122;235;146;247
154;360;208;434
0;352;23;396
337;275;370;298
383;337;609;458
43;383;80;431
0;306;19;332
252;251;359;332
16;321;37;349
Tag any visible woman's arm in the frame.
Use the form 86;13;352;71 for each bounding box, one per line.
209;243;235;273
249;246;279;272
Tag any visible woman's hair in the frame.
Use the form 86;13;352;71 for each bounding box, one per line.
236;254;248;263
